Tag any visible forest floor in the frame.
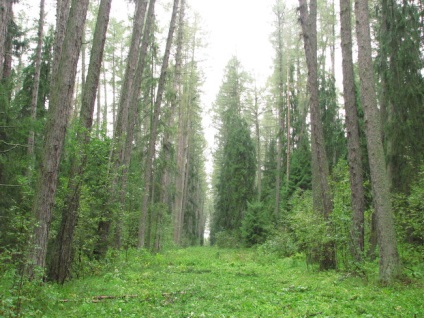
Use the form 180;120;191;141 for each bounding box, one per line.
8;247;424;317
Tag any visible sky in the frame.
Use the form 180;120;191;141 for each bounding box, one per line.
184;0;277;167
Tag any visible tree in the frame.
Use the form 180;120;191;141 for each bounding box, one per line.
28;0;89;278
139;0;180;248
48;0;112;283
339;0;365;261
27;0;45;173
211;57;256;243
354;0;401;283
298;0;335;269
0;0;14;79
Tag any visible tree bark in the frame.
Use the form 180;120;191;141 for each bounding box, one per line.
167;0;186;245
339;0;365;262
0;0;12;79
139;0;180;248
47;0;112;283
28;0;46;171
299;0;336;270
275;6;285;220
27;0;90;279
354;0;401;283
113;0;154;248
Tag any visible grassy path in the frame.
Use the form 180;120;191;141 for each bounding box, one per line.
38;247;423;317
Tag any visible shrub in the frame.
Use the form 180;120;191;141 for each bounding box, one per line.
241;201;271;247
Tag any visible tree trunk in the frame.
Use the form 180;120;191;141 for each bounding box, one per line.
161;0;185;215
339;0;365;262
165;0;186;245
0;0;12;79
299;0;336;270
47;0;111;284
275;6;285;220
28;0;90;279
114;0;155;248
28;0;46;172
354;0;401;284
139;0;180;248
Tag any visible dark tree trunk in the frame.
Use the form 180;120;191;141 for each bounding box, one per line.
354;0;401;284
299;0;336;270
139;0;180;248
339;0;365;262
28;0;90;279
28;0;46;171
47;0;112;284
0;0;13;79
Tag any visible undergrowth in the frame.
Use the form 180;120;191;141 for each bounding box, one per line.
1;247;423;317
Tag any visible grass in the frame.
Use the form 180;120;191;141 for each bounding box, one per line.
3;247;424;317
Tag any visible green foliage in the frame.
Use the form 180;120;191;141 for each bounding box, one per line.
393;165;424;251
257;230;298;258
211;57;257;245
241;201;271;247
2;247;422;317
376;0;424;193
214;231;242;249
319;74;346;170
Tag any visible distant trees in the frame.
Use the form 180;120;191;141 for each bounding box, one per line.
211;57;256;244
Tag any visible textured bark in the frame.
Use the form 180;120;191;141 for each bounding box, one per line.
275;6;285;219
1;0;13;80
299;0;335;270
339;0;365;262
28;0;46;167
354;0;401;283
286;67;291;185
28;0;90;279
0;0;12;79
112;0;154;248
139;0;180;248
51;0;71;81
47;0;112;284
254;87;262;199
167;0;186;245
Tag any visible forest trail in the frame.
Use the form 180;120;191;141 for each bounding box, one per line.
38;247;422;317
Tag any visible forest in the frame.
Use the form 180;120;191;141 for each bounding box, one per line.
0;0;423;316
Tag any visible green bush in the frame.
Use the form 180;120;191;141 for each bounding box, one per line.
214;231;242;248
241;201;271;247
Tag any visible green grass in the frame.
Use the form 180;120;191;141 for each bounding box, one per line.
3;247;424;317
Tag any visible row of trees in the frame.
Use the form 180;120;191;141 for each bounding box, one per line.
211;0;423;284
1;0;207;283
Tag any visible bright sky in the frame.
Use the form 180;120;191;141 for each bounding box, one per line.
189;0;275;106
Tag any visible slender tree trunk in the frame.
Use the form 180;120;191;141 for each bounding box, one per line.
96;0;148;253
28;0;46;173
354;0;401;283
102;68;108;133
46;0;111;284
339;0;365;262
163;0;186;245
254;86;262;199
275;7;285;219
299;0;336;270
162;0;185;215
0;0;13;80
52;0;71;80
286;65;291;185
28;0;90;279
139;0;180;248
113;0;155;248
1;1;12;80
